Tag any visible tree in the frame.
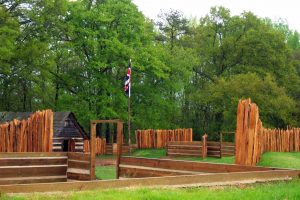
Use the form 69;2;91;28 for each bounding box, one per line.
156;9;189;50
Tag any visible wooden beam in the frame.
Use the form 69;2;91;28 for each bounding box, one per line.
0;152;67;158
0;157;67;166
90;122;96;180
0;176;67;185
116;121;123;179
0;165;67;178
91;120;122;124
68;152;90;161
119;157;283;174
0;170;299;193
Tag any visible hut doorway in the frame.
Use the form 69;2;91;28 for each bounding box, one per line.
62;140;69;152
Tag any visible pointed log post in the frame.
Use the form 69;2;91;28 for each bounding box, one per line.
116;120;123;179
90;121;96;180
202;134;207;159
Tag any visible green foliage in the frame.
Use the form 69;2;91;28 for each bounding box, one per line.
0;2;299;135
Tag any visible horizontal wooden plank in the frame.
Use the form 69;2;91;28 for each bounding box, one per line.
53;137;83;140
207;142;220;146
68;160;90;170
221;142;235;145
221;150;235;153
168;145;202;150
168;141;202;146
120;157;281;173
67;172;91;181
119;165;198;178
207;146;221;150
168;149;202;154
0;157;67;166
0;170;299;193
222;148;235;150
207;151;221;154
0;153;67;158
0;176;67;185
167;153;201;157
68;153;90;161
0;165;67;178
67;168;90;175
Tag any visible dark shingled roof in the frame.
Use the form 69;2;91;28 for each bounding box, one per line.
0;111;88;139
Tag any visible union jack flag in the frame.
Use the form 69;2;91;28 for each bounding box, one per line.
124;61;131;97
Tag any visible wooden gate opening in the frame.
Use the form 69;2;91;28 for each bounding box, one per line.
90;120;123;179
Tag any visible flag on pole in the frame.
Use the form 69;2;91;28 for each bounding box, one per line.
124;60;131;97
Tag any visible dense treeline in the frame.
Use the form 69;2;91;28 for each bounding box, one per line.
0;0;299;139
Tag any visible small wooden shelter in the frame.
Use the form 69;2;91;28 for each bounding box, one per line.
0;112;88;152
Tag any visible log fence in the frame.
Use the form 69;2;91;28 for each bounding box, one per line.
0;152;92;185
166;134;208;158
0;110;53;152
135;128;193;149
118;156;286;178
235;99;300;166
83;137;106;155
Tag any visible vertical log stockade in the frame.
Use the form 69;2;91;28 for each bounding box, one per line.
0;110;53;152
235;99;300;166
135;128;193;149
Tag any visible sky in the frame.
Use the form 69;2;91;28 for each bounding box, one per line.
132;0;300;32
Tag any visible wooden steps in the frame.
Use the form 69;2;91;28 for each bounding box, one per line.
0;153;68;185
0;176;67;185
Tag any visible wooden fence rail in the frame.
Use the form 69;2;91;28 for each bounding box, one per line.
235;99;300;166
0;152;92;185
118;156;285;178
135;128;193;149
0;110;53;152
166;134;208;158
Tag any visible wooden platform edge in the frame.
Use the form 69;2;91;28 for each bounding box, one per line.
0;169;299;193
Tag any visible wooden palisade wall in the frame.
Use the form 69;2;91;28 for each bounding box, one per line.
0;110;53;152
235;99;300;166
135;128;193;149
83;137;106;155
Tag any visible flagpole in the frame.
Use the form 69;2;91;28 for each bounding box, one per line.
128;93;131;155
128;59;131;155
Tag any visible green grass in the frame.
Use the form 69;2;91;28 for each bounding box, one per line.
172;156;235;164
130;148;166;158
7;179;300;200
258;152;300;169
95;166;116;180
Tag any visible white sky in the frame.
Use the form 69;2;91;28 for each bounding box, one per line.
132;0;300;32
